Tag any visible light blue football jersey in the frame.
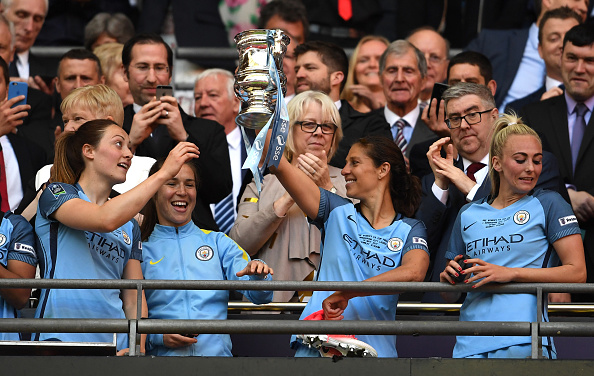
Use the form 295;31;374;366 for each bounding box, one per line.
446;190;580;358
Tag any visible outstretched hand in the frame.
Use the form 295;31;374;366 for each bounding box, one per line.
236;260;274;277
322;291;349;320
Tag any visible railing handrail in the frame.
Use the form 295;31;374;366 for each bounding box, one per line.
7;278;594;358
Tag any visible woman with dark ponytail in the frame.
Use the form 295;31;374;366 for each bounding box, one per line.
34;119;199;355
268;133;429;358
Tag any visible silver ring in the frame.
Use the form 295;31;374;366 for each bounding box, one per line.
165;111;169;117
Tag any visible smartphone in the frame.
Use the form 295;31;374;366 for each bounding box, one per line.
156;85;173;100
8;81;28;108
429;82;449;119
449;254;472;283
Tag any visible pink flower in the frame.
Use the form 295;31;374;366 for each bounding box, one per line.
224;0;249;7
231;23;257;41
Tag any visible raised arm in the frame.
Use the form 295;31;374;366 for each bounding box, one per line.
52;142;199;233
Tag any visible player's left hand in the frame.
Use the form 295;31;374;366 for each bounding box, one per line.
462;258;516;288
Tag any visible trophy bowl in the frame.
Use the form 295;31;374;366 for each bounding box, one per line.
234;29;289;129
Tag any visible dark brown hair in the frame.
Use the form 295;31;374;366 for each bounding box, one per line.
140;159;200;241
52;119;118;184
354;136;421;217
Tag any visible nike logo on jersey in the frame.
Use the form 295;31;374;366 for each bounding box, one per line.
347;215;356;224
463;221;477;231
149;257;164;265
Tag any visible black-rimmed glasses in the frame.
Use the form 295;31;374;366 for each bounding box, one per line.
445;109;494;129
295;121;337;134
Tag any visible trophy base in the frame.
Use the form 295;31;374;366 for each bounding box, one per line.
236;110;274;130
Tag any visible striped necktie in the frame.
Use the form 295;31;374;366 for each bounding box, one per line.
214;193;235;234
393;119;408;155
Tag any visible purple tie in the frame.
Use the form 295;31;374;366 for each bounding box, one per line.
572;103;587;172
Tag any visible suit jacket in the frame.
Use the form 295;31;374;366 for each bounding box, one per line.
9;52;58;80
17;87;54;161
366;106;437;159
329;100;392;168
466;28;531;107
123;104;232;231
505;85;546;117
5;133;47;211
522;95;594;292
415;150;567;303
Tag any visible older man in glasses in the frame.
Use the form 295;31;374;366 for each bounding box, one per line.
415;82;566;303
122;33;232;232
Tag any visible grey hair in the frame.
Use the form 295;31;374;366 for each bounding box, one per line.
442;82;496;111
84;13;135;50
1;0;48;15
379;40;427;78
0;14;15;51
194;68;235;100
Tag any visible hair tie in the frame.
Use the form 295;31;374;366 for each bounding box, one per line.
507;122;517;126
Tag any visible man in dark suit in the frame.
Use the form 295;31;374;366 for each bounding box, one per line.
194;68;246;234
368;40;436;160
506;7;581;116
416;82;567;303
466;0;587;109
1;0;56;91
0;56;45;211
293;40;391;168
522;24;594;301
122;33;232;231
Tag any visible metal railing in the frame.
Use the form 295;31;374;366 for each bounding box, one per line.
4;279;594;358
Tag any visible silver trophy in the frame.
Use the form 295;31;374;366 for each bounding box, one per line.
234;29;289;129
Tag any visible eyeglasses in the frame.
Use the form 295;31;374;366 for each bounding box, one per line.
426;54;446;65
445;109;494;129
295;121;337;134
131;64;170;76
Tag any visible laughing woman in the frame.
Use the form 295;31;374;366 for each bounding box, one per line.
139;160;273;356
440;115;586;359
267;132;429;358
34;119;198;354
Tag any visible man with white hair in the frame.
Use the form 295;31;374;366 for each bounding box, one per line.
0;0;54;93
194;68;245;234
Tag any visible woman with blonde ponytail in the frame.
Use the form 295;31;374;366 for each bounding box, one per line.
440;113;586;359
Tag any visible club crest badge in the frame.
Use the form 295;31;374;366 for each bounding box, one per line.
513;210;530;225
122;231;131;245
196;246;214;261
387;237;403;252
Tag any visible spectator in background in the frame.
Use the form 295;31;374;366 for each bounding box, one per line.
52;48;105;138
0;13;53;159
466;0;588;109
94;42;133;107
368;40;436;160
258;0;309;102
0;56;46;213
505;7;581;115
84;12;135;51
294;40;391;168
1;0;55;93
193;69;244;234
122;33;232;231
230;91;346;302
341;35;389;113
407;27;450;107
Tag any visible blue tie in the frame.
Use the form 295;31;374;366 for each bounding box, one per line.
572;103;587;172
214;193;234;234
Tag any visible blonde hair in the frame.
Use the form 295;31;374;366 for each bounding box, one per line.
489;112;541;199
341;35;389;105
284;91;343;162
93;42;124;86
60;84;124;126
